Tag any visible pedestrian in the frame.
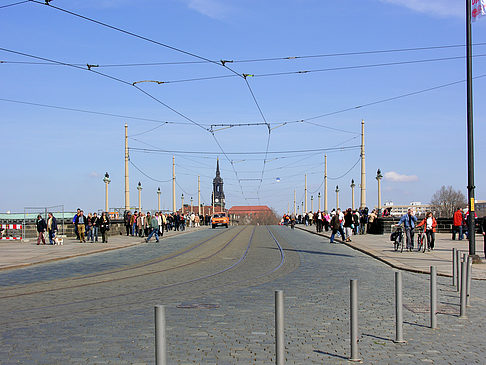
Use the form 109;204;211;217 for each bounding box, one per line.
481;215;486;259
398;208;417;251
330;208;346;243
352;210;360;235
36;214;47;245
75;210;87;243
137;212;145;237
146;212;160;243
131;211;138;236
195;213;200;227
452;207;464;240
144;212;151;237
47;212;57;245
417;211;437;251
86;213;94;243
73;208;81;240
100;212;110;243
91;212;99;242
343;208;354;242
124;210;132;236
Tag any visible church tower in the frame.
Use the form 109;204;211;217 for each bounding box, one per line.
212;158;225;211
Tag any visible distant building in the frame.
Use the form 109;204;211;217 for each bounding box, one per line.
228;205;275;224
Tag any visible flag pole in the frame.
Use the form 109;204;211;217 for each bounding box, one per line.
466;0;479;262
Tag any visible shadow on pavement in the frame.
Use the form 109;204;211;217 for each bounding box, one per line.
361;333;394;342
313;350;348;360
264;247;353;257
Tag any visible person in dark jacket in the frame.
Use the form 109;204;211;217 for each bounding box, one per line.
36;215;47;245
481;215;486;259
343;208;354;242
99;212;110;243
330;209;346;243
47;212;57;245
124;211;132;236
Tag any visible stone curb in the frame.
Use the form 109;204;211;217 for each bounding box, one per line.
295;225;486;281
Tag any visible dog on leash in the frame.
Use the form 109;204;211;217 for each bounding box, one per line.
53;235;64;245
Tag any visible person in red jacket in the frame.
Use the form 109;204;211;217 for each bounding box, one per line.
452;208;464;240
417;211;438;250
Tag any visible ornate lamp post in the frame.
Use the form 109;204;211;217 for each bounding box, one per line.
350;179;356;211
318;192;321;211
301;201;304;214
376;169;383;215
311;195;314;212
157;187;161;211
335;185;340;210
103;172;111;213
190;197;193;213
137;182;142;212
181;193;184;214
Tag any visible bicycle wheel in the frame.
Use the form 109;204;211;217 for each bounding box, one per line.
394;239;399;251
417;234;422;252
400;234;404;253
422;234;427;253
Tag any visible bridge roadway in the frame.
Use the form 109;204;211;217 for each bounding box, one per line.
0;225;485;363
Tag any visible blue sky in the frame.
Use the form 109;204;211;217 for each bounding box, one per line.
1;0;485;214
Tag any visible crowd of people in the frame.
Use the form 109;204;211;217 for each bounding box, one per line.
281;207;372;243
122;211;213;243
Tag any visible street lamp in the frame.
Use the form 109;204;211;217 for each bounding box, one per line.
103;172;111;213
190;197;193;213
137;182;142;212
181;193;184;214
318;192;321;211
350;179;356;211
301;201;304;214
335;185;340;210
157;187;161;211
311;195;314;212
376;169;383;215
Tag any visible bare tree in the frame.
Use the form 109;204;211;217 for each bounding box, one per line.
430;186;466;218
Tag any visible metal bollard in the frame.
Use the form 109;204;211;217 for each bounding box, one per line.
430;266;437;329
452;248;457;286
459;261;467;318
275;290;284;365
349;279;361;362
155;305;167;365
466;256;473;307
456;250;461;292
394;271;405;343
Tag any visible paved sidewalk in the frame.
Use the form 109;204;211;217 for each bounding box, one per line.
0;226;209;271
297;224;486;279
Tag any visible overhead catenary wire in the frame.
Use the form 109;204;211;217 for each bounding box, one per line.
0;0;29;9
129;160;172;183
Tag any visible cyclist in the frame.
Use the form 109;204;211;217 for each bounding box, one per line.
416;211;437;251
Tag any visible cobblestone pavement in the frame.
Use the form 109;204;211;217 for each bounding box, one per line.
297;224;486;279
0;226;485;364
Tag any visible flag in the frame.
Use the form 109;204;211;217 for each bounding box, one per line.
472;0;486;22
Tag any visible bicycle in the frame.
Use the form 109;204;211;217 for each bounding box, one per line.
417;228;427;253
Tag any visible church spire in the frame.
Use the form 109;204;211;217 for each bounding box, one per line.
216;157;220;177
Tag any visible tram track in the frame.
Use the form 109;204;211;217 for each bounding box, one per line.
0;226;296;327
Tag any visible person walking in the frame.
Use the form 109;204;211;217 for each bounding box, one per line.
343;208;354;242
195;213;200;227
417;211;437;251
398;208;417;252
452;207;465;240
75;210;87;243
73;208;81;240
330;208;346;243
86;213;94;243
99;212;110;243
91;212;99;242
47;212;57;245
124;211;132;236
146;212;160;243
131;211;138;236
36;214;47;245
481;215;486;259
137;212;145;237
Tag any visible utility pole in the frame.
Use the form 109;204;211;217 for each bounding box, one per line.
466;0;479;262
172;156;176;213
350;179;356;211
304;174;308;213
124;124;130;211
360;120;366;209
293;189;296;216
198;176;201;216
324;154;328;212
